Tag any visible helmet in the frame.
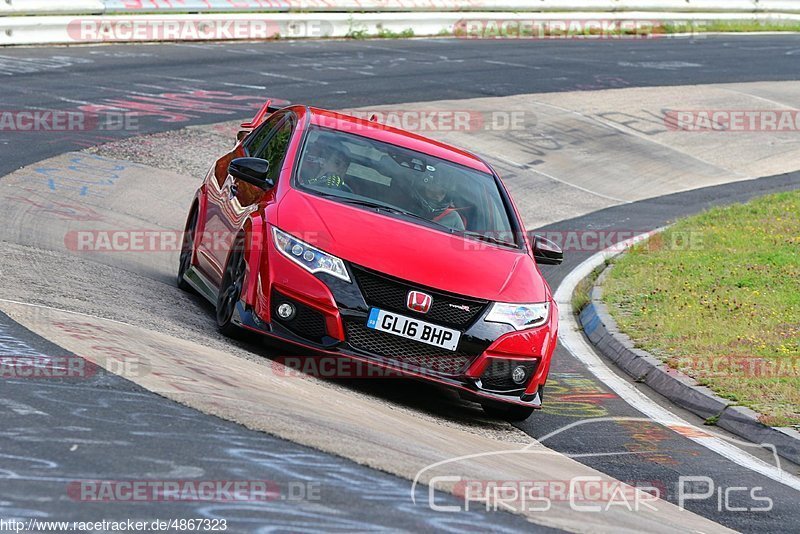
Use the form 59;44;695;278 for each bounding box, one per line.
413;165;453;214
318;137;351;164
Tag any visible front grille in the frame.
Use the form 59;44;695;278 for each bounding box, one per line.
344;319;472;376
353;267;488;328
480;359;538;392
272;291;327;343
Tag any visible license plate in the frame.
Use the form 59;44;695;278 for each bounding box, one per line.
366;308;461;351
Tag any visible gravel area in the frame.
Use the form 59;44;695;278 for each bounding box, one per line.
88;121;241;179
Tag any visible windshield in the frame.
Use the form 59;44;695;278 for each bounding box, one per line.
295;125;519;247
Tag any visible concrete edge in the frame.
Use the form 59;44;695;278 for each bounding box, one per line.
578;253;800;466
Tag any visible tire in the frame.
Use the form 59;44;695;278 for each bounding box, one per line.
177;208;198;292
216;236;247;338
481;403;535;422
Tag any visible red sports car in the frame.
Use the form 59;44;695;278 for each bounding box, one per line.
178;101;562;420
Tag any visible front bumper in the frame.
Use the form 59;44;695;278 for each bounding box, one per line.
236;243;557;408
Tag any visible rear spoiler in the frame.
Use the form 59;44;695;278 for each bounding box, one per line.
237;99;290;141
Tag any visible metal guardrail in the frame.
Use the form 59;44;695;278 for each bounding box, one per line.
95;1;798;14
3;1;800;17
100;1;548;13
2;0;799;46
3;9;799;46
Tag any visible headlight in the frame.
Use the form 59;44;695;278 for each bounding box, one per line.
272;227;351;283
486;302;549;331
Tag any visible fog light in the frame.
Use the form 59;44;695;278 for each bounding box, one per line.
511;366;527;385
277;303;296;320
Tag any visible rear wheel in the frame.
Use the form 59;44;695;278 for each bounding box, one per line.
177;208;198;292
216;237;247;337
481;402;535;422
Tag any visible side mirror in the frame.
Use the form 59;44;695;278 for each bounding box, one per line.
532;235;563;265
228;158;274;190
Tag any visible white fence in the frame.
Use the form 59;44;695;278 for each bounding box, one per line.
3;10;799;46
2;1;799;46
3;1;800;16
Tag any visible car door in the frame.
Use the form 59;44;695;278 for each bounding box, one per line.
198;112;295;284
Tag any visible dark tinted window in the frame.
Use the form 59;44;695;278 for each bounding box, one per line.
244;112;285;156
254;117;295;184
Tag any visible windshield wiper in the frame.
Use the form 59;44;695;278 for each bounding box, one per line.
462;231;516;248
304;188;451;231
338;198;444;226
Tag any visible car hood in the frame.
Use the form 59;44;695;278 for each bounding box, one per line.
275;190;548;303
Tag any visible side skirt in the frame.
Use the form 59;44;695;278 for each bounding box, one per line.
183;266;219;305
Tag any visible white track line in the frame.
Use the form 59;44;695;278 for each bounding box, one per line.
0;298;135;328
259;71;329;86
555;230;800;493
492;154;630;204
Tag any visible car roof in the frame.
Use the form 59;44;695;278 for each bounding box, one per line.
302;106;493;174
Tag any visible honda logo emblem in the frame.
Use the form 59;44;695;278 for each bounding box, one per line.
407;291;433;314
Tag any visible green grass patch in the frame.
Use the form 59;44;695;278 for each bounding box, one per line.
602;190;800;427
572;261;609;315
374;26;415;39
346;25;414;40
664;20;800;34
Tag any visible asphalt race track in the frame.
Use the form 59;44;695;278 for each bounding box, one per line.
3;36;800;176
1;35;799;532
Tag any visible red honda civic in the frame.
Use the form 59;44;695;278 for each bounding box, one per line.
178;102;562;420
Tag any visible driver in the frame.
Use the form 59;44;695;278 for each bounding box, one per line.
306;140;351;192
412;166;464;231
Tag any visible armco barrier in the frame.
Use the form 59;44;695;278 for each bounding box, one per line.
0;12;462;45
3;10;800;46
100;1;536;12
756;0;800;12
96;1;800;13
4;1;800;16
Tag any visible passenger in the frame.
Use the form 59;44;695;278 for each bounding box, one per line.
411;166;465;231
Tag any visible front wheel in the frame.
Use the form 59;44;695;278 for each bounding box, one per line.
481;403;535;422
216;237;247;337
